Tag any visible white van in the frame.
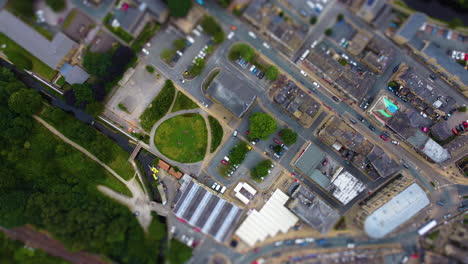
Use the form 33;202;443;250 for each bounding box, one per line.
192;29;201;37
233;130;238;137
215;184;221;192
248;31;256;39
186;36;195;44
220;186;226;194
224;156;230;162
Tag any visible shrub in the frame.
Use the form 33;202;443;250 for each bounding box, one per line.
310;16;317;25
46;0;66;12
146;65;155;73
228;43;255;61
140;80;176;131
325;28;333;36
208;116;223;152
200;15;225;44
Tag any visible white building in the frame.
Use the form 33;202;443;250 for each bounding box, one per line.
233;182;257;205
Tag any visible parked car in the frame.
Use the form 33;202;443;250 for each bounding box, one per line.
233;130;238;137
463;121;468;129
227;31;235;40
368;125;376;131
391;140;399;145
262;42;270;49
358;116;365;122
452;128;459;135
300;70;308;76
248;31;256;38
380;134;389;141
322;159;328;166
312;81;319;88
349;119;357;124
332;96;340;102
221;160;228;165
273;138;282;144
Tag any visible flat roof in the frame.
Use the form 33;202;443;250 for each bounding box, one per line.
174;180;243;242
294;144;326;177
395;13;427;41
364;183;429;238
207;71;257;117
0;10;76;69
331;171;366;205
235;189;298;246
234;182;257;205
422;138;451;163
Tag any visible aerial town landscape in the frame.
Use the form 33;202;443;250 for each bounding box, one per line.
0;0;467;263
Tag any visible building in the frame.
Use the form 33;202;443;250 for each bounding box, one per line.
157;159;170;171
235;189;298;246
0;10;89;84
294;143;326;178
357;0;387;23
233;182;257;205
366;146;400;179
168;167;183;179
359;182;429;238
329;170;366;205
288;185;340;233
110;0;168;37
393;13;427;45
356;174;413;224
174;179;244;243
172;6;204;34
206;71;257;117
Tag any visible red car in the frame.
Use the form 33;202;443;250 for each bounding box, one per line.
230;24;237;31
322;159;328;166
463;121;468;129
221;160;228;165
273;138;282;144
245;130;250;135
452;128;459;135
380;134;389;141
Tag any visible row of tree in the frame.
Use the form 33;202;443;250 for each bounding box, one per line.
228;43;279;80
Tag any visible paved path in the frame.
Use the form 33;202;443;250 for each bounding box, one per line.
34;116;168;231
149;108;209;176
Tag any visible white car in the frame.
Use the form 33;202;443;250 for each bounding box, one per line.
300;70;308;76
192;29;201;37
220;186;227;194
305;238;315;243
262;42;270;49
391;140;399;145
310;40;318;49
141;48;150;55
274;241;283;246
295;239;305;244
227;31;235;40
312;81;319;88
248;31;257;39
186;36;195;44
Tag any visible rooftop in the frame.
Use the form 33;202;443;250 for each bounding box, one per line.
233;182;257;205
366;146;400;178
207;71;257;117
330;170;366;205
0;10;76;69
394;12;427;41
364;183;429;238
174;179;243;243
288;185;340;233
422;138;451;163
59;63;89;84
294;143;326;178
113;3;145;34
235;189;298;246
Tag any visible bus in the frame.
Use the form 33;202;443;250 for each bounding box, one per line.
300;49;310;61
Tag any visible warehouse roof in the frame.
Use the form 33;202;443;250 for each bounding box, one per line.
364;183;429;238
235;189;298;246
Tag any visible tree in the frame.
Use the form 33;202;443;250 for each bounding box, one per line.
228;142;249;165
168;0;192;17
174;39;187;50
10;0;34;17
325;28;333;36
265;66;279;81
160;49;174;63
310;16;317;25
8;88;42;115
337;13;344;21
200;16;225;44
85;101;104;117
188;58;205;76
251;159;272;181
72;83;94;104
228;43;255;61
5;51;32;70
248;112;277;140
83;51;112;78
279;128;297;145
218;0;232;8
448;18;463;29
46;0;66;12
273;145;282;153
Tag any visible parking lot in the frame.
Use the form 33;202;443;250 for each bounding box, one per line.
283;0;331;18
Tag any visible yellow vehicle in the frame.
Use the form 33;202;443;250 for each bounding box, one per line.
150;166;159;173
247;145;253;151
152;173;158;180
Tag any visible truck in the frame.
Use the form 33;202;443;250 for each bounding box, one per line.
316;239;327;246
417;220;437;236
300;49;310;61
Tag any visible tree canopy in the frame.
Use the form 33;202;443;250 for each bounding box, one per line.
46;0;66;12
228;43;255;61
10;0;34;17
251;159;272;181
310;16;317;25
248;112;277;140
72;83;94;104
200;16;225;44
8;88;42;115
83;51;112;78
168;0;192;17
265;66;279;81
188;58;205;76
280;128;297;145
228;141;249;165
448;18;463;29
325;28;333;36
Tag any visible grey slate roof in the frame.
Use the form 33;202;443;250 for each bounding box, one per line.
113;5;144;34
0;10;76;69
395;12;427;41
422;42;468;86
139;0;168;21
294;144;326;178
207;71;257;117
60;63;90;84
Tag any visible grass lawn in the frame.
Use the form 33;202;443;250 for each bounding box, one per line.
154;114;207;163
171;91;199;112
140;80;176;131
167;239;192;264
0;33;57;81
208;116;223;153
101;171;132;197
